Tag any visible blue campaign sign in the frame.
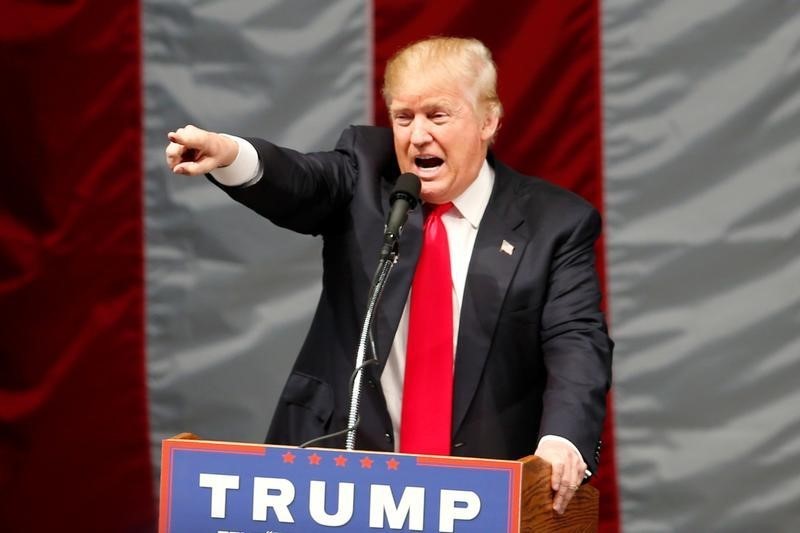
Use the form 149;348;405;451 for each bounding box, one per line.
159;438;522;533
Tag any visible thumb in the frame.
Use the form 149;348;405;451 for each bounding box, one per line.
173;159;216;176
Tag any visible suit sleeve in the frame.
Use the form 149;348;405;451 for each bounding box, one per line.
537;207;613;473
207;127;361;236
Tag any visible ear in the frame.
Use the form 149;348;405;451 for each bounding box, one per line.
480;109;500;142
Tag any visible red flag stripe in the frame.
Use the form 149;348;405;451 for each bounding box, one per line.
0;2;155;530
372;1;619;530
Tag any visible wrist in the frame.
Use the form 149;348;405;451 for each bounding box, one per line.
217;133;240;167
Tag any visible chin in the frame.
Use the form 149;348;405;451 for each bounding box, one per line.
420;191;444;204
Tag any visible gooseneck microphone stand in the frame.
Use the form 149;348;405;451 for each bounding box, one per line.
298;173;419;452
344;241;399;450
344;173;420;451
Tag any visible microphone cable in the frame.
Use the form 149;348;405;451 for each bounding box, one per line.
298;357;380;449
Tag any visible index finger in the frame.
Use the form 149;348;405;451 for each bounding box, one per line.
550;461;565;492
167;125;204;148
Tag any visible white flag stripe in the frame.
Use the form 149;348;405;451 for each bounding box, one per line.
603;1;800;530
142;0;370;480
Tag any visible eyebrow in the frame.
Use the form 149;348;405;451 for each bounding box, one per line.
390;99;458;115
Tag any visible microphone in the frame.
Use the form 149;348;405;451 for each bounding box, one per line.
383;173;421;257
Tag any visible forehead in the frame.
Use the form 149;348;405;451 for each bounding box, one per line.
388;76;475;112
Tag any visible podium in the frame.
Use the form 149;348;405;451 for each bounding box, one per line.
160;434;598;532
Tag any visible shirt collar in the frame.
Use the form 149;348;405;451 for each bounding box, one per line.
450;159;495;229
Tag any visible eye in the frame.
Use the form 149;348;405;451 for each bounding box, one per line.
393;114;412;126
430;112;449;124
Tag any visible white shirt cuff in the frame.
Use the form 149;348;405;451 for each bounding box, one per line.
539;435;592;478
209;134;261;186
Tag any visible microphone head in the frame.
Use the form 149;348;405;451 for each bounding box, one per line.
390;173;421;209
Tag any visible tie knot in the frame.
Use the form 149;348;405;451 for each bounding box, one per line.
426;202;453;219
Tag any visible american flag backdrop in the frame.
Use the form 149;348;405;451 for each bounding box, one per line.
2;1;799;531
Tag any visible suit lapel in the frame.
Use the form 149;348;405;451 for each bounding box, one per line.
452;163;529;436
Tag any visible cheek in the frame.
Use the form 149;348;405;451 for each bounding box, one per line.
393;126;409;147
393;137;408;168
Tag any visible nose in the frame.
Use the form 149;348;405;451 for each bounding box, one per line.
410;119;432;146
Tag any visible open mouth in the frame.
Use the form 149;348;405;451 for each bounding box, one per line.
415;156;444;172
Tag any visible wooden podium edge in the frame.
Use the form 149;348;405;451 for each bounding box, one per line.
170;432;200;440
519;455;599;532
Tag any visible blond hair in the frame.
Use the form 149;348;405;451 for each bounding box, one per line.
382;36;504;122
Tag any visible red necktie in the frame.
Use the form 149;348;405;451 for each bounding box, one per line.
400;202;454;455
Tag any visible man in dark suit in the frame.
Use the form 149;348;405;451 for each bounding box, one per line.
166;36;612;514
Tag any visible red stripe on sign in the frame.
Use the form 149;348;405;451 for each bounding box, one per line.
0;2;155;531
372;1;619;531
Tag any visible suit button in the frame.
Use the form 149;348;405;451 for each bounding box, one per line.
367;379;376;389
384;432;393;443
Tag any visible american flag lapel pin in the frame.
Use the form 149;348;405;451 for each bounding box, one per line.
500;240;514;256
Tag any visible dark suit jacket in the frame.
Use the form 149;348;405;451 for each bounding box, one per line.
213;125;612;472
